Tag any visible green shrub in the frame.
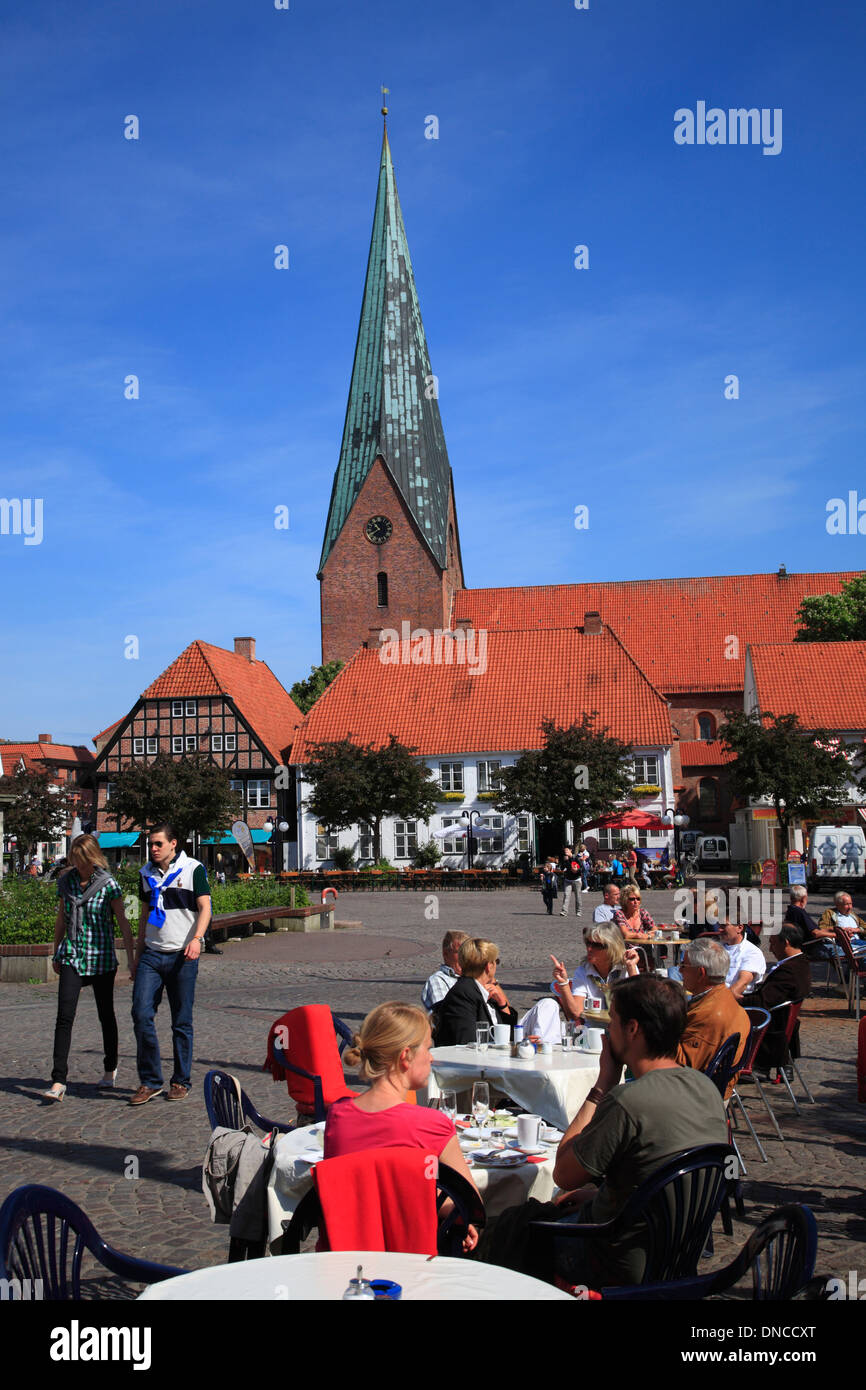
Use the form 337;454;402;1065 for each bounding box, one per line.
359;858;395;874
331;846;356;870
413;841;442;868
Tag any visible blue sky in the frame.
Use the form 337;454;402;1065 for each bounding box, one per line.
0;0;864;748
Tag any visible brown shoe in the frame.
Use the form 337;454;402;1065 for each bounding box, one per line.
129;1084;163;1106
167;1083;190;1101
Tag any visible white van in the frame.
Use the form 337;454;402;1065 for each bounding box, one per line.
807;825;866;887
695;835;731;870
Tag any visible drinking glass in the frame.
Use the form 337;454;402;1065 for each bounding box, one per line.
472;1081;490;1134
475;1024;492;1053
440;1089;457;1125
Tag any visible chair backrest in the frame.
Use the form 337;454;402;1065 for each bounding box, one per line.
774;998;803;1046
739;1008;771;1077
332;1013;355;1056
0;1186;88;1298
702;1033;742;1099
203;1070;244;1131
835;927;864;971
607;1144;733;1284
267;1006;352;1115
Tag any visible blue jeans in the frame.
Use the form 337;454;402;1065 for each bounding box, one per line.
132;946;198;1089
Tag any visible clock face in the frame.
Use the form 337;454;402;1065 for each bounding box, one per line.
365;515;392;545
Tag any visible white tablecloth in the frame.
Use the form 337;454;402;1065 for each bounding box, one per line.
266;1121;559;1244
139;1251;572;1301
424;1045;602;1130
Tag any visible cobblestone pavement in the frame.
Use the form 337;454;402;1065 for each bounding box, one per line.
1;885;864;1293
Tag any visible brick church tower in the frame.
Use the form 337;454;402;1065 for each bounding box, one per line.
318;123;465;665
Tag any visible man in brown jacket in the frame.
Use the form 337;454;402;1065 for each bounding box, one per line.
676;937;751;1098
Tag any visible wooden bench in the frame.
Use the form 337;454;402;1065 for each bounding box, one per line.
211;904;335;939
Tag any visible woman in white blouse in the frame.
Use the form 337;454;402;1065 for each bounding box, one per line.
549;922;640;1022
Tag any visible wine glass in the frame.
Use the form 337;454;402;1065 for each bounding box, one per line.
472;1081;490;1135
440;1089;457;1125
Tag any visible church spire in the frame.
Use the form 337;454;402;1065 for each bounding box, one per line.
318;127;454;577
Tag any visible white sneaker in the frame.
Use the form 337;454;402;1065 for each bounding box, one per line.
100;1069;118;1087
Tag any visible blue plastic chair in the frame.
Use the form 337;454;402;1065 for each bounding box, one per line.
0;1185;186;1299
602;1203;818;1300
270;1012;355;1123
203;1069;294;1134
528;1144;734;1289
332;1012;354;1056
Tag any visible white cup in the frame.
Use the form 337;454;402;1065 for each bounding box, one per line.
540;1040;553;1056
586;997;603;1014
582;1028;603;1053
517;1114;541;1148
492;1023;511;1047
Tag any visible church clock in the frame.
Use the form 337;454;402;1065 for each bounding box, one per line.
364;515;393;545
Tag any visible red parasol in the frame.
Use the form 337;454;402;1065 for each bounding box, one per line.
581;809;670;832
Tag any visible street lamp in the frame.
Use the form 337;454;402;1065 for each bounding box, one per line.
263;817;290;876
662;810;690;865
459;810;478;870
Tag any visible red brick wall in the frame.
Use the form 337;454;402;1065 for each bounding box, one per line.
320;457;464;665
668;692;743;742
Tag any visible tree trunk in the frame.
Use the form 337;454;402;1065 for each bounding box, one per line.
373;818;382;862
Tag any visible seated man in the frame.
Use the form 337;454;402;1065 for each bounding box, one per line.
593;883;621;924
812;892;866;960
718;917;766;999
784;884;817;941
551;976;728;1287
747;925;812;1074
676;938;750;1096
434;938;517;1046
421;930;468;1012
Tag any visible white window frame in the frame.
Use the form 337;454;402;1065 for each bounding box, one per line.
225;734;236;751
517;813;531;855
478;815;504;854
477;760;502;793
358;822;374;860
441;817;463;854
185;736;198;752
394;819;418;859
172;701;183;718
172;736;183;753
185;700;197;717
316;824;339;860
439;762;464;793
146;737;158;754
247;779;271;809
104;782;115;805
133;738;144;755
211;734;223;752
633;755;660;786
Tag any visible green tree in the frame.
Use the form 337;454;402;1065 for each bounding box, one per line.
303;735;438;861
719;711;852;854
794;574;866;642
5;767;72;870
495;716;635;834
290;661;344;714
107;753;242;847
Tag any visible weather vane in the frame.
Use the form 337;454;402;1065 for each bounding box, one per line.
381;85;389;121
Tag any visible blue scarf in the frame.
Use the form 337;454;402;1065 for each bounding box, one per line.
143;864;184;928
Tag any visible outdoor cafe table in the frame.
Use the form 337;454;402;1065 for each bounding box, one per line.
138;1251;572;1301
629;932;692;967
422;1044;603;1131
266;1120;560;1243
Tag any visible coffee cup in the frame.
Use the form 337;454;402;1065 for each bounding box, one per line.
582;1027;603;1053
492;1023;511;1048
517;1114;541;1148
539;1040;553;1056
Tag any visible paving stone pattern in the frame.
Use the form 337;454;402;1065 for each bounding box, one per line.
1;885;864;1294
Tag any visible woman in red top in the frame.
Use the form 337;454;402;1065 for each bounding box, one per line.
325;1002;481;1250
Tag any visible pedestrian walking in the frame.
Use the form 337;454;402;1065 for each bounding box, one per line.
539;858;559;915
130;824;211;1105
559;845;583;918
42;835;136;1100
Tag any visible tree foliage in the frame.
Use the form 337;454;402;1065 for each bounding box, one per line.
4;767;72;866
303;735;439;860
794;574;866;642
290;661;344;714
719;711;853;850
495;716;635;832
107;753;242;846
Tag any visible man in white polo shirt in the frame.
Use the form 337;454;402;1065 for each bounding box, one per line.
717;917;766;1000
130;823;211;1105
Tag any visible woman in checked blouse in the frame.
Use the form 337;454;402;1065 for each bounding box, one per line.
42;835;137;1099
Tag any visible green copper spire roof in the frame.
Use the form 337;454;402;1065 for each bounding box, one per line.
318;129;454;575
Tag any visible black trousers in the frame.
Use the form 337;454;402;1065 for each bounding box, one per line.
51;965;118;1083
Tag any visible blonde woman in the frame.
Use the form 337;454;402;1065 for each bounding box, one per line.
613;886;657;940
550;922;640;1022
42;835;136;1100
434;938;517;1046
324;1002;481;1250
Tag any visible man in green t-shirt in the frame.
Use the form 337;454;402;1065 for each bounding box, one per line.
552;975;729;1287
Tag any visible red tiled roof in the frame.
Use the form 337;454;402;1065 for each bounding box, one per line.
139;641;303;761
290;628;671;762
678;740;736;767
0;741;94;768
452;571;863;694
749;641;866;731
93;718;123;745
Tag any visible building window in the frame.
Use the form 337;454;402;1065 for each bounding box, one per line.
133;738;144;755
439;762;464;793
477;760;502;793
377;572;388;607
316;824;339;860
104;782;115;805
146;737;157;754
172;701;183;718
595;828;613;852
225;734;236;751
632;755;660;787
185;736;198;752
441;817;463;854
699;778;718;817
247;780;271;808
172;737;183;753
697;714;715;741
394;819;418;859
517;814;531;855
212;735;223;751
478;815;504;854
358;822;374;859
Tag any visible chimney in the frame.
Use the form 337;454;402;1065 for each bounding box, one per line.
38;734;52;743
777;564;787;577
584;611;603;636
233;637;255;662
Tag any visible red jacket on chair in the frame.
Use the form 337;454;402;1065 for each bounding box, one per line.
264;1006;356;1117
313;1147;439;1256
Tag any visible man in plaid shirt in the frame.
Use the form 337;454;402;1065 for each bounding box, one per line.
422;931;469;1012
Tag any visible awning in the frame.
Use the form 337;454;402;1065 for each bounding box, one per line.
201;830;273;845
97;832;141;849
581;810;670;832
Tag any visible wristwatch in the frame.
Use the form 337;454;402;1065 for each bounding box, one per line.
586;1085;607;1106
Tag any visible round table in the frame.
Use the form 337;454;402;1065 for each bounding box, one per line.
138;1251;573;1301
424;1044;601;1130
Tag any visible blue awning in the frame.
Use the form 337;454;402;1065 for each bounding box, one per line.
97;832;141;849
201;830;272;845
